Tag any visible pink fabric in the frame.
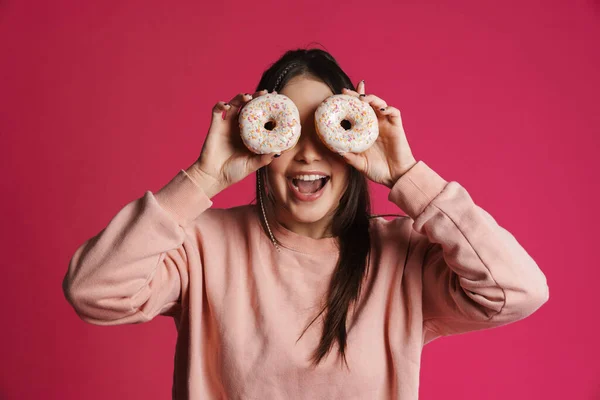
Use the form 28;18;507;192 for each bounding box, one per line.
63;160;549;399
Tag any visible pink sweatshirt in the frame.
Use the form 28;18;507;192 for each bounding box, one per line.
63;160;549;399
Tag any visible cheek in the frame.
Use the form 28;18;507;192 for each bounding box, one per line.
333;176;349;198
265;168;288;198
266;155;295;189
331;163;351;193
327;177;347;205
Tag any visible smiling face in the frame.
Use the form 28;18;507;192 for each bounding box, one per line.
265;75;350;238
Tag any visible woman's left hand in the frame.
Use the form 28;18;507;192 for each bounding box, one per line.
340;81;418;189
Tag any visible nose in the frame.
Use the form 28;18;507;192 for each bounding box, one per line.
293;128;328;164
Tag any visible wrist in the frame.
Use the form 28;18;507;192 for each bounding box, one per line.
387;159;418;188
184;162;226;199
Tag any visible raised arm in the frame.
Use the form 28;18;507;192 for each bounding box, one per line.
62;168;213;325
389;161;550;341
63;90;281;326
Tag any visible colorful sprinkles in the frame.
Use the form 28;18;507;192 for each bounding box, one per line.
314;94;379;153
238;94;301;154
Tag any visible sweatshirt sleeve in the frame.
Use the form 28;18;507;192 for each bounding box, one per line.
62;169;212;326
388;161;549;341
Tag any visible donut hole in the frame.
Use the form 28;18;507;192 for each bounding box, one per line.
340;119;352;130
264;120;276;131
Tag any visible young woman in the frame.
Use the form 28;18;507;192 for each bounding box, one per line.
63;48;549;399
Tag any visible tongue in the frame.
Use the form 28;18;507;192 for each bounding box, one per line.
296;179;322;194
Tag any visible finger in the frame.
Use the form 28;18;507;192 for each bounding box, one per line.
360;94;388;111
357;80;365;95
224;93;251;121
228;93;249;109
342;87;369;103
341;87;360;97
247;152;279;171
252;89;269;98
339;151;366;172
379;105;403;123
229;89;276;123
211;101;232;122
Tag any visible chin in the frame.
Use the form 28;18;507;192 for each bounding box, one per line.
284;182;340;225
287;205;333;224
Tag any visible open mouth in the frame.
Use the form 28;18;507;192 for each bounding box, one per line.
290;176;330;194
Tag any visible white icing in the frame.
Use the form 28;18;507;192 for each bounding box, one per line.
315;94;379;153
238;94;301;154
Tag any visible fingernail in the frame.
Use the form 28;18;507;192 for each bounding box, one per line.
339;152;346;157
361;80;365;85
224;103;230;106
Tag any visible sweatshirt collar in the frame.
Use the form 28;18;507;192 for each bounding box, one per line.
268;214;340;255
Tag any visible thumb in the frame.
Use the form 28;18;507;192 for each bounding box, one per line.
247;152;279;172
340;152;366;172
210;101;230;127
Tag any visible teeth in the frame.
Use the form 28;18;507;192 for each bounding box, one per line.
292;174;327;181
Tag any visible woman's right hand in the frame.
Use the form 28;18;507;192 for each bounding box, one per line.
186;90;279;198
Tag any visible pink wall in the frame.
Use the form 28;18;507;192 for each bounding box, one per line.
1;0;598;399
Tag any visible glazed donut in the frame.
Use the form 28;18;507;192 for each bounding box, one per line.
238;93;301;154
314;94;379;153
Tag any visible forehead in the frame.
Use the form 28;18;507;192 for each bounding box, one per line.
279;75;334;116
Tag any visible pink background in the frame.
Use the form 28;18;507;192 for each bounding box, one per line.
1;0;598;399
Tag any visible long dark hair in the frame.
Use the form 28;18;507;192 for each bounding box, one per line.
254;47;372;369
